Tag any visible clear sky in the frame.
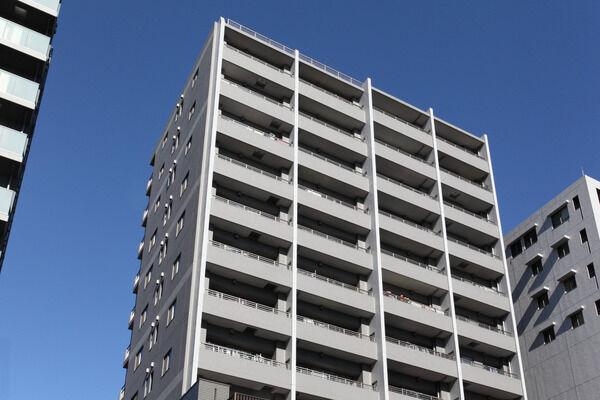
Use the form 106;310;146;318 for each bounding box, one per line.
0;1;598;399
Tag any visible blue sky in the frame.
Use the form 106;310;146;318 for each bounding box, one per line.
0;1;598;399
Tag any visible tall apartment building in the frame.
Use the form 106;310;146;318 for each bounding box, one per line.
0;0;60;271
121;18;528;400
506;175;600;400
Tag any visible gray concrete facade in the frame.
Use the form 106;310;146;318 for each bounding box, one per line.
0;0;60;271
506;175;600;400
121;18;527;400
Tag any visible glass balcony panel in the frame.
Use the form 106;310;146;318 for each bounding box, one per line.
0;69;39;107
0;126;27;160
0;16;50;58
0;186;15;220
21;0;61;15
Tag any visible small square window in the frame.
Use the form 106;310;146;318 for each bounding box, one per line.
570;310;584;329
176;212;185;236
140;306;148;328
188;102;196;120
149;325;158;350
144;266;152;289
588;263;596;278
510;240;522;258
172;255;180;279
536;292;549;309
573;195;580;210
167;300;176;325
192;69;198;88
563;276;577;292
557;242;570;259
595;299;600;315
154;196;161;212
143;371;153;397
149;230;157;252
551;206;569;228
180;173;189;197
162;349;172;376
162;133;168;148
530;259;543;276
131;392;138;400
154;280;163;305
185;137;192;155
523;229;538;248
580;229;588;243
158;164;165;179
134;348;142;370
542;326;556;344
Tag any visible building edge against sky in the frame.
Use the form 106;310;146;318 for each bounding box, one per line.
505;175;600;400
121;17;528;400
0;0;61;272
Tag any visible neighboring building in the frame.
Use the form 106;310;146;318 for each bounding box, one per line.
121;17;528;400
506;175;600;400
0;0;60;271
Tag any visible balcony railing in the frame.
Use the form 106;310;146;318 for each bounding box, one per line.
372;107;429;135
204;342;289;368
224;43;291;75
455;315;513;337
298;225;370;253
207;289;290;317
0;15;50;58
298;54;363;88
376;173;437;200
299;147;366;176
233;393;269;400
375;138;432;165
451;274;506;297
222;77;292;109
378;210;441;236
461;358;519;379
213;195;290;223
300;78;362;108
440;167;490;192
443;200;493;223
226;19;295;55
298;268;371;295
210;240;290;269
220;113;291;146
446;236;500;259
299;184;368;213
437;136;485;160
383;291;448;316
297;315;375;341
299;111;365;142
296;366;374;389
380;248;442;273
386;336;454;360
216;153;291;183
0;68;39;105
388;385;441;400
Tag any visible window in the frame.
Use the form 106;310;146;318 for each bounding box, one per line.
159;238;168;264
573;195;580;210
185;137;192;155
180;173;188;197
536;292;549;309
159;164;165;180
154;196;161;212
172;255;180;279
523;229;538;248
154;280;163;305
140;306;148;327
542;326;556;344
580;229;588;243
188;101;196;120
551;206;569;228
510;240;522;258
144;266;152;288
143;371;153;397
596;299;600;315
163;199;172;226
176;212;185;236
131;392;138;400
167;165;176;188
167;300;176;325
162;133;168;148
134;348;142;370
564;275;577;292
530;259;543;276
597;189;600;203
192;69;198;88
171;130;179;154
557;242;570;259
588;263;596;278
162;350;172;376
570;310;584;329
149;325;158;350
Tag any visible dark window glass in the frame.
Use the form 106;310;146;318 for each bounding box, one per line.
564;276;577;292
588;263;595;278
542;327;555;344
537;292;549;309
573;195;580;210
510;240;523;257
523;229;538;248
570;311;584;329
557;242;570;259
551;206;569;228
531;259;543;276
580;229;588;243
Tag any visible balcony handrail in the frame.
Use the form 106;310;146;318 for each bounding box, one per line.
234;393;270;400
299;147;366;176
437;136;484;159
443;200;493;223
204;342;289;368
298;225;370;253
298;111;365;142
298;268;372;295
461;358;519;379
383;291;448;315
374;138;432;165
296;366;374;389
213;195;289;223
451;274;506;296
297;54;363;88
224;43;291;74
388;385;442;400
299;78;362;108
220;113;291;146
222;77;292;109
446;236;500;259
376;173;437;199
379;248;442;273
0;15;51;58
440;167;491;192
372;106;429;135
298;184;367;213
385;336;455;360
206;289;290;317
210;240;290;269
378;210;440;236
455;315;513;336
297;315;375;341
216;153;290;183
226;19;295;55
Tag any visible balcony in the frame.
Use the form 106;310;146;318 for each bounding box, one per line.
377;174;439;214
443;200;497;238
440;168;494;205
298;111;367;158
388;385;442;400
386;337;457;379
447;237;504;276
296;366;377;400
452;275;510;316
436;136;488;173
0;186;15;221
378;210;444;253
298;184;370;230
372;107;432;147
122;346;130;368
384;292;452;334
0;16;50;61
0;68;39;109
461;359;523;398
375;139;436;180
299;78;365;123
455;316;516;354
19;0;61;16
298;147;368;192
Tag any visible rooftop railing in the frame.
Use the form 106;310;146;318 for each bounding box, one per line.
437;136;485;160
443;200;494;223
206;289;290;317
216;153;291;183
298;184;367;213
461;358;519;379
440;167;491;192
210;240;290;269
299;78;362;108
451;274;506;296
299;147;366;176
298;54;363;88
378;210;441;236
372;107;429;135
226;19;295;55
376;173;437;200
222;77;292;110
374;138;433;165
379;248;442;273
213;195;289;223
298;111;365;142
203;342;289;368
455;315;513;337
446;236;500;259
297;315;375;341
296;366;374;389
224;43;291;74
383;291;448;315
386;336;454;360
298;225;370;252
220;113;291;146
388;385;442;400
298;268;371;295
